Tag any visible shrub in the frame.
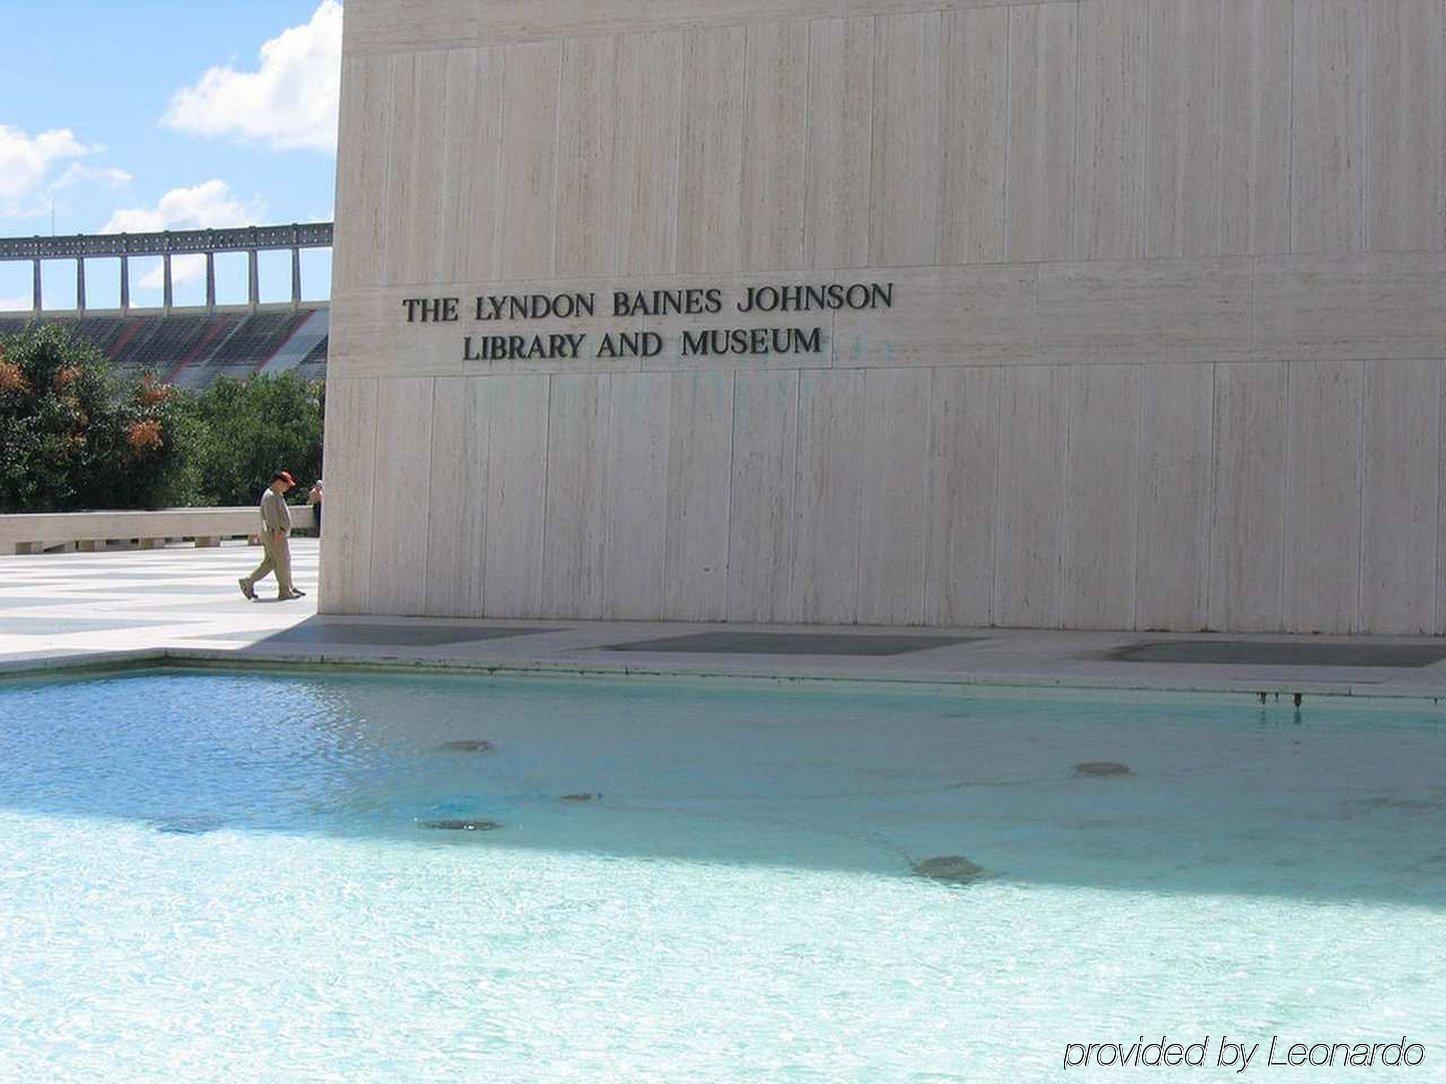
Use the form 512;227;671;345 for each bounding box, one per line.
0;324;196;512
183;371;324;507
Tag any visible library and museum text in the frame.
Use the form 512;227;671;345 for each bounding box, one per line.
399;282;894;361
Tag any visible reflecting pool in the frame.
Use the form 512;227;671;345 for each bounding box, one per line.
1;670;1442;1079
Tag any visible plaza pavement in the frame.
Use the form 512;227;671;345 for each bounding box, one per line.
5;540;1446;700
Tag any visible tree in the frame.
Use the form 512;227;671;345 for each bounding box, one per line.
183;371;324;507
0;323;195;512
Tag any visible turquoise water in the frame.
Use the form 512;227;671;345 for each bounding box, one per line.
0;669;1442;1080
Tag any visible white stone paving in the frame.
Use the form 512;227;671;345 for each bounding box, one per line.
5;541;1446;700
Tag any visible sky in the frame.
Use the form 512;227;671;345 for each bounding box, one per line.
0;0;341;310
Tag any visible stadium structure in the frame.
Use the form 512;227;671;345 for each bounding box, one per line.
0;224;332;389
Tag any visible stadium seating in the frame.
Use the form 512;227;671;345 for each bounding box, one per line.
0;307;330;388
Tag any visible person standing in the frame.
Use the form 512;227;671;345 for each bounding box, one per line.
307;478;324;536
239;471;306;600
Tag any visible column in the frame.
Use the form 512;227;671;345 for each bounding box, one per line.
119;254;129;313
31;258;41;313
76;258;86;314
205;252;216;313
247;249;259;310
290;246;301;310
163;253;173;312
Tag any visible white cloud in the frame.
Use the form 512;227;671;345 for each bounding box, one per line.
102;179;261;234
50;163;133;192
163;0;342;154
102;180;266;288
0;124;97;214
0;294;33;312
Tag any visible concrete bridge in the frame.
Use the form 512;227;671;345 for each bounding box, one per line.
0;224;334;388
0;222;332;315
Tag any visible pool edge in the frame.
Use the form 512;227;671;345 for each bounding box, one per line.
4;645;1446;704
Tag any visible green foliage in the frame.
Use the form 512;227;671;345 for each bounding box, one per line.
0;324;324;512
0;323;196;512
182;371;325;507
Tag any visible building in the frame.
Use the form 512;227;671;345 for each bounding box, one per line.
0;225;333;389
325;0;1446;634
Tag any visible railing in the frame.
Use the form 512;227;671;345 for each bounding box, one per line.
0;506;317;555
0;222;333;315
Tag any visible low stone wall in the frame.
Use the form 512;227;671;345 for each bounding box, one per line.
0;506;317;555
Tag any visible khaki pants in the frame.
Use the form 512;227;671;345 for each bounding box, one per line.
242;531;294;597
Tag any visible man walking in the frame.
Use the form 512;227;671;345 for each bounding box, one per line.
239;471;306;601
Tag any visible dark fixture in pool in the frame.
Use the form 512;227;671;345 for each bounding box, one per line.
417;819;503;831
560;793;600;803
1073;761;1132;778
439;740;496;753
152;818;223;835
912;856;987;885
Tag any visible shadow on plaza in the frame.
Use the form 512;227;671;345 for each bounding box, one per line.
225;615;552;648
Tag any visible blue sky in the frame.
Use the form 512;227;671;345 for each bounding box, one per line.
1;1;340;309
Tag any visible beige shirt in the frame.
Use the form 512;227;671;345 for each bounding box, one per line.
260;488;292;535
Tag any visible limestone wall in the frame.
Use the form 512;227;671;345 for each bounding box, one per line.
325;0;1446;633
